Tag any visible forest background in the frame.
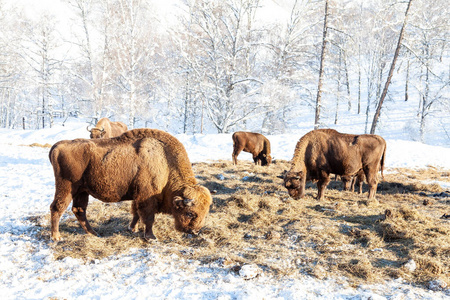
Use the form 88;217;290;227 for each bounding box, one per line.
0;0;448;145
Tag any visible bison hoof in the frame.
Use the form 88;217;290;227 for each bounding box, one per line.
128;225;139;233
87;230;99;237
51;234;62;242
144;233;157;241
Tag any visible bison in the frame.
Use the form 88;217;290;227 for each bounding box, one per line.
87;117;128;139
283;129;386;201
49;128;212;241
232;131;272;166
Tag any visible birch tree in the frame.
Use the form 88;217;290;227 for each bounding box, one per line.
370;0;414;134
107;0;158;128
407;0;449;141
68;0;114;119
314;0;329;129
185;0;265;133
19;13;64;129
262;0;319;133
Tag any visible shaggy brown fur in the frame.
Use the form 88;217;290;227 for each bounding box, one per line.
87;117;128;139
283;129;386;200
48;128;212;241
232;131;272;166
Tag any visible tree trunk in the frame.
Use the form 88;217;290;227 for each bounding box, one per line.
370;0;414;134
357;45;361;114
419;44;430;142
343;52;351;111
183;72;189;134
314;0;329;129
405;57;410;101
335;49;342;125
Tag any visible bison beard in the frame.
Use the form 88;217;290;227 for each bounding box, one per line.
283;129;386;201
49;129;212;241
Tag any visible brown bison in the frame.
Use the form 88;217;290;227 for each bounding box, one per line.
283;129;386;201
232;131;272;166
87;117;128;139
49;128;212;241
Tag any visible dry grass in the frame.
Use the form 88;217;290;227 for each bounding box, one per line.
29;160;450;288
25;143;53;148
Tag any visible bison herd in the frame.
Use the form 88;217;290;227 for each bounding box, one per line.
48;118;386;242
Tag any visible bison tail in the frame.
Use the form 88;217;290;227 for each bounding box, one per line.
380;144;386;181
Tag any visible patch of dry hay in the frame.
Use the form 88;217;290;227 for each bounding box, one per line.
30;161;450;289
26;143;53;148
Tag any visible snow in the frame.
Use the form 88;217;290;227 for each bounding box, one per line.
0;121;449;299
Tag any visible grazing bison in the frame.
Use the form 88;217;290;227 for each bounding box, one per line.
49;129;212;241
87;117;128;139
232;131;272;166
283;129;386;201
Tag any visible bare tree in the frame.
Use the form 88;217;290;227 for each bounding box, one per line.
68;0;113;119
262;0;319;132
19;13;64;129
370;0;414;134
406;0;449;142
185;0;265;133
108;0;158;128
314;0;329;129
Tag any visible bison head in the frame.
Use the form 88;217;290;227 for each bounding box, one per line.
283;170;306;200
172;185;212;235
257;153;272;166
340;175;352;191
89;127;106;139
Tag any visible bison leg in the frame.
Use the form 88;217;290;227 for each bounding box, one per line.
128;201;140;233
364;168;378;199
232;146;243;165
135;199;157;240
350;176;357;192
49;180;74;241
72;192;98;237
316;172;330;201
356;173;364;194
253;155;261;166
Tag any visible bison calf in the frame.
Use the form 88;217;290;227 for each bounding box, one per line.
49;129;212;241
232;131;272;166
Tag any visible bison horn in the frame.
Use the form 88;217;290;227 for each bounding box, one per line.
183;199;195;206
100;126;105;132
86;125;92;132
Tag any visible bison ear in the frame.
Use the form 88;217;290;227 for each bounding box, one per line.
277;170;287;179
173;196;195;209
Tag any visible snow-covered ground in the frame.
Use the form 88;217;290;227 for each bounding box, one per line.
0;121;449;299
